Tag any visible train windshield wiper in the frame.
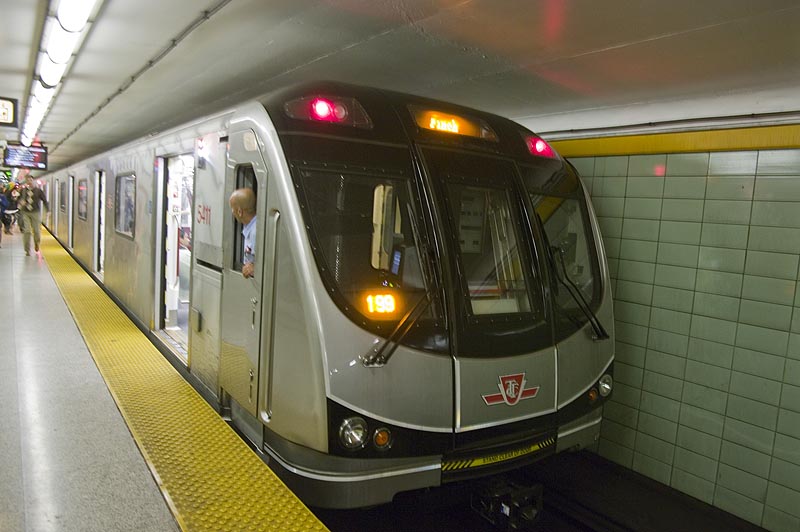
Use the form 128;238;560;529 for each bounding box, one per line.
361;290;434;367
535;212;608;341
550;245;609;341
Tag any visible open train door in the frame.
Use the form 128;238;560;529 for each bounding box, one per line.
220;128;272;447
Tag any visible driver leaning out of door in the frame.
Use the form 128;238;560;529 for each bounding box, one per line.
229;188;257;278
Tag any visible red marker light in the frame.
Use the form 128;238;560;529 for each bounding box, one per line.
285;95;372;129
310;98;348;122
525;135;558;159
312;98;334;119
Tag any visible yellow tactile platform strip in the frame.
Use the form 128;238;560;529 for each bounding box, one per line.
40;233;329;532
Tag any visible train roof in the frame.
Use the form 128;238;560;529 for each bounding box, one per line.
258;81;558;162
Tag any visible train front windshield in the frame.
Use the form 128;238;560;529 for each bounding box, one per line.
297;169;431;329
520;162;602;335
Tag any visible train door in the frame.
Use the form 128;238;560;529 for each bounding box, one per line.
160;154;195;351
68;175;74;248
94;170;105;275
56;179;64;236
220;129;270;446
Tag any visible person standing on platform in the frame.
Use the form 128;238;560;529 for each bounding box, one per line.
228;188;257;278
4;183;18;234
0;190;7;247
17;170;49;256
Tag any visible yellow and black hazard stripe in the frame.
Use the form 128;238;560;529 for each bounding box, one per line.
442;436;556;472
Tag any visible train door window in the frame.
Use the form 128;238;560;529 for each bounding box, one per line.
114;173;136;238
68;175;75;248
231;164;257;273
447;184;531;315
59;181;66;212
54;179;59;230
96;171;106;273
77;178;88;220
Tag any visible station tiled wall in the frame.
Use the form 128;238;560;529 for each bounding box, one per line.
569;149;800;531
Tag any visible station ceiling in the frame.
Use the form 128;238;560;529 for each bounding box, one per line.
2;0;800;172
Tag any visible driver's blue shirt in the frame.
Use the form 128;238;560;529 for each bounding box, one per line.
242;216;256;265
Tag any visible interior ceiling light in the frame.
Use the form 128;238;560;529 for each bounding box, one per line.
22;0;101;146
45;17;81;64
32;80;56;105
57;0;99;32
39;53;68;87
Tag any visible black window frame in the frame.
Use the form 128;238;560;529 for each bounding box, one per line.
114;173;136;239
231;164;257;273
418;146;551;357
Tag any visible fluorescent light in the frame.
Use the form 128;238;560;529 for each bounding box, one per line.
45;17;80;64
39;53;67;87
32;80;56;105
57;0;99;32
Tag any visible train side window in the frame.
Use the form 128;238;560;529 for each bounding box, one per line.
532;194;597;310
370;184;424;289
77;178;88;220
114;173;136;239
232;164;257;272
59;181;67;212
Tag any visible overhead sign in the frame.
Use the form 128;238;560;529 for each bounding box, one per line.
0;97;18;128
3;143;48;170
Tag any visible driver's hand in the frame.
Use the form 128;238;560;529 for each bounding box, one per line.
242;262;255;278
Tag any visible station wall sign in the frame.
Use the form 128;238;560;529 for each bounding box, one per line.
3;142;48;170
0;97;18;128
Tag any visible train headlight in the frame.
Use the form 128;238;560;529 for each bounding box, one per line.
599;374;613;397
339;417;368;450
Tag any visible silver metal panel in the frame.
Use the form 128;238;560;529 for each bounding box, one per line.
188;264;222;395
192;130;228;267
321;298;455;432
456;348;557;431
102;150;155;325
264;217;329;450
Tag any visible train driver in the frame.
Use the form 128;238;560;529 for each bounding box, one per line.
229;188;257;278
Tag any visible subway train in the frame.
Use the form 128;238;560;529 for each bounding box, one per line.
40;81;614;509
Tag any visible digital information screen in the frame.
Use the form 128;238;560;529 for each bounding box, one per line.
3;143;48;170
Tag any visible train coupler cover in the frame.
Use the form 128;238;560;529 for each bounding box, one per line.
471;476;543;530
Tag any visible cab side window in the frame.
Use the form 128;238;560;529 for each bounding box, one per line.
232;165;257;272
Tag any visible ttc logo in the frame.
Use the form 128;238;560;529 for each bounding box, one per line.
481;373;539;406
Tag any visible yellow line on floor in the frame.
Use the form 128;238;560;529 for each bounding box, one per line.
40;233;328;532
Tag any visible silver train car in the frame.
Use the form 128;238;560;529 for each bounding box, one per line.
41;81;614;509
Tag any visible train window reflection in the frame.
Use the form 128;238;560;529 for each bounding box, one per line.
59;180;67;212
77;178;88;220
299;169;428;322
447;185;531;315
533;195;596;311
114;173;136;239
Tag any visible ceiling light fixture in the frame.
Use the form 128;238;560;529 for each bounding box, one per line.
20;0;101;148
